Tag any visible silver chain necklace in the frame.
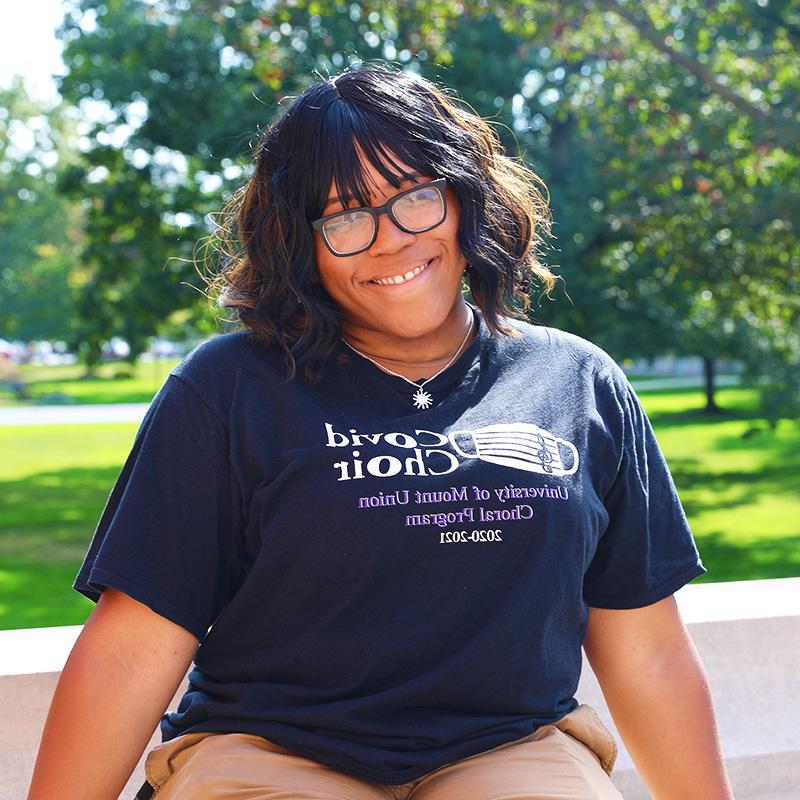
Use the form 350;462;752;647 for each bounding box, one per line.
341;311;475;410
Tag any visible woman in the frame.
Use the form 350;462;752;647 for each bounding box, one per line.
29;66;734;799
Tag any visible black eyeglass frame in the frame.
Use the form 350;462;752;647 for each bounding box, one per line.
311;177;448;257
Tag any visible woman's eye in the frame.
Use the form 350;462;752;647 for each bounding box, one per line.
400;188;436;206
326;212;370;233
329;213;357;228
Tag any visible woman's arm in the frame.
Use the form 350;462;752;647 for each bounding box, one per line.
28;587;199;800
584;595;735;800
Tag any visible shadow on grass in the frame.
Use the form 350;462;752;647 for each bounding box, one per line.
646;406;761;429
16;384;160;406
0;466;119;563
692;529;800;582
0;466;121;628
0;557;95;629
669;459;800;518
3;358;179;407
637;384;763;426
712;425;800;459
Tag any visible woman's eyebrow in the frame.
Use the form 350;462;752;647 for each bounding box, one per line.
324;173;423;210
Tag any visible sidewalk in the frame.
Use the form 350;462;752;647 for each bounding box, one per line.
628;374;742;390
0;402;149;426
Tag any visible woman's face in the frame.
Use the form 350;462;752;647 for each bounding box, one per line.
312;152;468;343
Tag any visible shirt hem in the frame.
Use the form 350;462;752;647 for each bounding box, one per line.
74;566;208;641
584;560;708;609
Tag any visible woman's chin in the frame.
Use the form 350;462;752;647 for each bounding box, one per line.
369;300;466;342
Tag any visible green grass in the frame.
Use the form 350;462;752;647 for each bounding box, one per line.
1;377;798;630
641;386;800;582
0;358;179;406
0;423;140;628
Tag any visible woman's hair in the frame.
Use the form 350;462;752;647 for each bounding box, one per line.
204;64;557;381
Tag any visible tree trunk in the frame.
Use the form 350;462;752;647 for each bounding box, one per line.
702;355;720;413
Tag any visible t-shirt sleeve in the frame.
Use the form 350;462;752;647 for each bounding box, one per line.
74;373;244;641
583;365;707;609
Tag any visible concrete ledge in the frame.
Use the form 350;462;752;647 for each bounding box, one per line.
0;624;83;676
3;577;799;800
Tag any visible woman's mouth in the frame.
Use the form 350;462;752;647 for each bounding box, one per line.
368;258;435;286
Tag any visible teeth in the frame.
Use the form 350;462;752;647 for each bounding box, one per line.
373;259;432;286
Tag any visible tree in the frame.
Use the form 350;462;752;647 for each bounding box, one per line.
487;0;800;417
54;0;799;420
0;79;84;344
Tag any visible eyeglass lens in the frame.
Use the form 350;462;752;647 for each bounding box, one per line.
323;184;445;255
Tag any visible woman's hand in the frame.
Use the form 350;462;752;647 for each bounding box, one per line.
27;587;199;800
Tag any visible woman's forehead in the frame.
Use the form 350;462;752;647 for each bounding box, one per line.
326;148;423;205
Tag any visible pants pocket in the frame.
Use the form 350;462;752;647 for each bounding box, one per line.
551;704;618;776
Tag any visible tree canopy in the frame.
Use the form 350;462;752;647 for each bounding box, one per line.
3;0;796;420
0;80;84;343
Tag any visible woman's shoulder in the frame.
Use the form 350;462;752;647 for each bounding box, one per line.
166;330;285;411
500;316;624;380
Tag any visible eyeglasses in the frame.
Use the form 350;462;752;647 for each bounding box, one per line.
312;178;448;257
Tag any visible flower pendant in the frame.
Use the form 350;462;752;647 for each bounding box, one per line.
412;388;434;410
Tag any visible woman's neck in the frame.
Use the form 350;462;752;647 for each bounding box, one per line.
341;300;476;382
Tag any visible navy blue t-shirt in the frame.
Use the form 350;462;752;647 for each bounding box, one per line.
75;308;706;784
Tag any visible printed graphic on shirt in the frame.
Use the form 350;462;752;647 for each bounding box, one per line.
324;421;579;481
449;423;579;476
325;421;579;539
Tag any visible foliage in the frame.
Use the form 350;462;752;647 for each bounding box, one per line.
0;80;84;343
44;0;800;418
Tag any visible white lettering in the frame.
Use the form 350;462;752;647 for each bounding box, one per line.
425;449;459;476
384;432;416;448
403;448;427;476
325;422;350;447
367;455;403;477
414;429;448;447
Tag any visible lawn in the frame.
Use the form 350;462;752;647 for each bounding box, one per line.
1;377;798;630
642;387;800;583
0;423;138;628
1;358;180;406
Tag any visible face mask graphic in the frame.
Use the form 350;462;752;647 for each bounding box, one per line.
448;423;579;476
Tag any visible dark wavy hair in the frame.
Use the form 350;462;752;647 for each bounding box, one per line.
203;64;557;381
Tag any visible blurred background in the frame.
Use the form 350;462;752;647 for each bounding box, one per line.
1;0;798;630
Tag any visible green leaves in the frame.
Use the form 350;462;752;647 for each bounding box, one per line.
15;0;796;421
0;81;83;343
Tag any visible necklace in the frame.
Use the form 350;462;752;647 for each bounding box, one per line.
341;310;475;410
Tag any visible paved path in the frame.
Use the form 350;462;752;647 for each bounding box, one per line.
628;374;742;390
0;375;743;426
0;402;150;426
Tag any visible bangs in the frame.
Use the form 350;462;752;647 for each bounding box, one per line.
307;101;438;217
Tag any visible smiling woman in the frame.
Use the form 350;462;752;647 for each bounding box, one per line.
29;64;730;800
312;169;465;351
207;66;557;383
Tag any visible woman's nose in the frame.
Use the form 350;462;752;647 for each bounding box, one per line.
369;211;416;256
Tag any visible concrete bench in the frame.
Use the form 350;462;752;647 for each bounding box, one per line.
3;577;798;800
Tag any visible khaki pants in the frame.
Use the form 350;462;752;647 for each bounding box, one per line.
143;704;622;799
